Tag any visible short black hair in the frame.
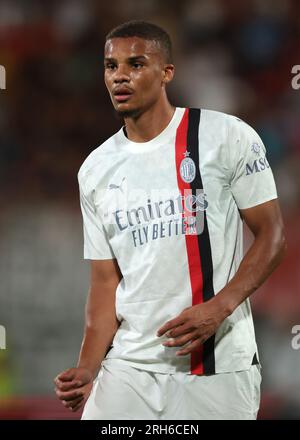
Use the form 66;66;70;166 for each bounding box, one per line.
105;20;173;64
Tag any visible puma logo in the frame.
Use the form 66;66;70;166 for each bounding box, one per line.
108;177;126;193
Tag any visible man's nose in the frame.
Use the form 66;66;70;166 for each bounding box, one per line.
113;64;130;83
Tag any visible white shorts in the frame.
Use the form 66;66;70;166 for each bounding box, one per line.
82;360;261;420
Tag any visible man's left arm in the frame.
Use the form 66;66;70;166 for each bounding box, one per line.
157;199;286;355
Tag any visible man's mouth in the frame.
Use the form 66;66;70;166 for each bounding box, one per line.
114;94;132;102
113;88;134;103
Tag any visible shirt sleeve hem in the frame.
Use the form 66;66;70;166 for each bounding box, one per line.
83;255;116;260
237;194;278;210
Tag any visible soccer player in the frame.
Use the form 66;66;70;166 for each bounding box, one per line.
54;20;286;419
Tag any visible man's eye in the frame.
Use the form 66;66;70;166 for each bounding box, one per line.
132;63;143;69
106;64;116;70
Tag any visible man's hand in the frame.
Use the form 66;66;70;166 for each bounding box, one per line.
156;299;228;356
157;200;286;357
54;367;93;412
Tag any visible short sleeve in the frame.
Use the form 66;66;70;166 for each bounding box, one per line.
228;117;278;210
79;177;115;260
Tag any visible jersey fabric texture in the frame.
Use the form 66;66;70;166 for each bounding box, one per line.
78;107;277;375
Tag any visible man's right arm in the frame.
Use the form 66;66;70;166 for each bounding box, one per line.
54;258;122;412
77;258;122;376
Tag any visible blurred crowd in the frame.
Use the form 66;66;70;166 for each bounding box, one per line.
0;0;300;419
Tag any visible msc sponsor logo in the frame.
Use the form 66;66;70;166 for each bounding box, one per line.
245;156;270;176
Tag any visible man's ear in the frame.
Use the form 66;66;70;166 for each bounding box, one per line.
162;64;175;85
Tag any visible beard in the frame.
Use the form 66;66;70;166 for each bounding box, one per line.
113;106;142;120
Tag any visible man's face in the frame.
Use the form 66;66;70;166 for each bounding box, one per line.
104;37;171;117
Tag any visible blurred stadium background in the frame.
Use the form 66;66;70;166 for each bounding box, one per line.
0;0;300;420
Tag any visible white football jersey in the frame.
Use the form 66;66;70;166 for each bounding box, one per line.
78;107;277;375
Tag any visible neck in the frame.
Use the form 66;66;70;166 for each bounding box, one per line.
123;97;175;143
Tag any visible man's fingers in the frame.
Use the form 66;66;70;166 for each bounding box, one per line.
54;367;93;414
176;337;205;356
63;395;84;410
71;400;85;412
55;387;84;402
55;368;76;383
164;323;194;339
57;368;76;382
162;331;196;348
56;380;83;392
157;315;186;337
